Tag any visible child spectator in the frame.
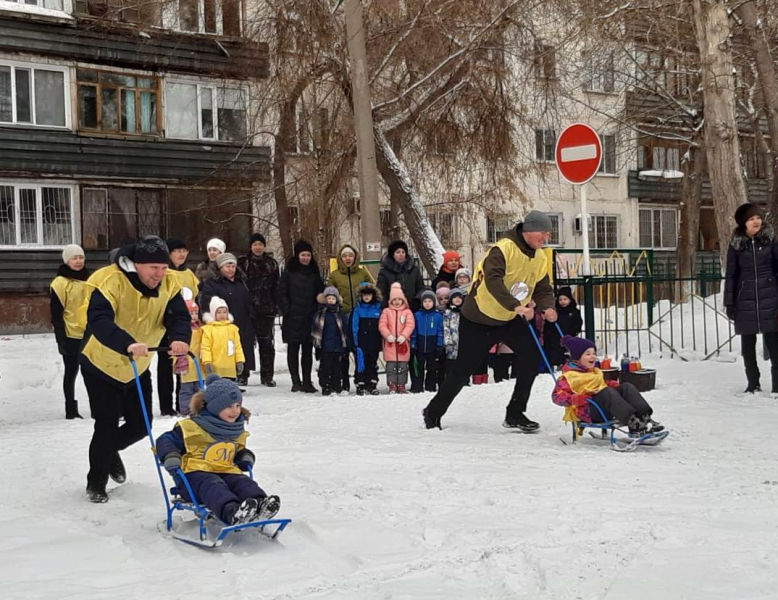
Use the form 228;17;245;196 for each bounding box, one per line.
411;289;444;393
201;297;245;382
454;267;471;289
351;282;383;396
311;286;349;396
379;283;415;394
178;299;204;415
545;287;584;368
443;288;465;371
552;336;663;435
435;285;451;312
156;375;280;525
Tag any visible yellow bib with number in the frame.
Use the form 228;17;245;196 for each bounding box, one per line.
177;418;249;475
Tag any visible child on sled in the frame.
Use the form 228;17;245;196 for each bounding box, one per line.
156;375;280;525
551;336;663;435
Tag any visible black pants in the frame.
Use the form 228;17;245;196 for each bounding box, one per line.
255;315;276;382
318;352;343;392
741;332;778;391
354;348;380;388
62;353;80;405
493;354;514;382
85;369;152;487
436;354;447;386
426;315;540;420
157;350;175;414
340;352;351;391
411;350;438;392
287;339;314;385
590;383;652;425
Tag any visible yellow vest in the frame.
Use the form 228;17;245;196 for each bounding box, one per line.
50;276;90;339
77;265;117;333
177;419;249;475
171;268;200;303
180;327;204;385
200;320;245;379
472;238;548;322
81;266;183;383
561;368;608;397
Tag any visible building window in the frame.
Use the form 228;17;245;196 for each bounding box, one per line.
81;187;165;249
591;215;618;249
583;51;615;93
166;81;247;142
637;144;681;172
598;134;617;174
177;0;242;36
75;0;161;26
487;214;513;244
0;61;68;128
535;129;556;162
77;68;159;135
1;0;66;13
0;183;75;247
639;207;677;249
533;42;556;79
547;213;561;246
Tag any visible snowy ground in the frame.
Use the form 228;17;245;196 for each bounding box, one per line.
2;334;778;599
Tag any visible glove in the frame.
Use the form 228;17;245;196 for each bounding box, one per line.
386;334;396;344
235;451;255;471
236;362;244;376
163;453;181;475
173;355;189;375
726;306;736;321
204;363;214;376
396;335;406;345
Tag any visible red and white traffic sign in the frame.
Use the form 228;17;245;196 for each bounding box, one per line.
555;123;602;185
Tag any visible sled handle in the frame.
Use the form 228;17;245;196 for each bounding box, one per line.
524;317;556;382
128;346;205;391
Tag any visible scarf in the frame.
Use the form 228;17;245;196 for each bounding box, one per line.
56;263;91;281
191;412;246;442
311;305;348;349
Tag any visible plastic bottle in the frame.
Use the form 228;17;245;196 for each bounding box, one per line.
620;354;630;372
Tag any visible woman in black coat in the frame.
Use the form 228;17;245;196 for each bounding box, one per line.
376;240;425;311
724;203;778;393
278;240;324;393
200;252;256;386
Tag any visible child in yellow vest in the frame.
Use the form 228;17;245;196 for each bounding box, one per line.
156;375;280;525
177;299;204;415
551;336;663;435
201;297;245;381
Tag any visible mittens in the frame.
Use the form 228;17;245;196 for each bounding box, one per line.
204;363;214;375
386;334;396;343
236;362;244;375
163;453;182;475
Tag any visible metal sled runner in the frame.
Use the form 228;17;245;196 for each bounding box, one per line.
130;348;291;548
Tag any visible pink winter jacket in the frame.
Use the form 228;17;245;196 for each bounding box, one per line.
379;304;415;362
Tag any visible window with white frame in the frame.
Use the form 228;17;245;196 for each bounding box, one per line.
598;134;617;174
591;215;618;249
165;81;247;142
639;207;678;249
177;0;242;36
0;183;75;247
535;129;556;162
487;214;512;244
547;213;561;246
583;51;615;93
1;0;67;13
0;60;68;128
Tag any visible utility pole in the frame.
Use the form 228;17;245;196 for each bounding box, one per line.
343;0;382;271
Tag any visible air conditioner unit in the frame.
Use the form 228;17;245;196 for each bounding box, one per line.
573;214;592;235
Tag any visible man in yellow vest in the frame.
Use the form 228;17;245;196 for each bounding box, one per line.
423;211;558;431
81;236;191;503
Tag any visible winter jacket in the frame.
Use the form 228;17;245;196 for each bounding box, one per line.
379;304;415;362
376;254;425;312
311;301;348;353
556;297;583;337
237;251;280;316
352;299;383;354
169;264;200;303
200;318;246;379
724;226;778;335
431;267;457;291
195;260;221;284
551;362;619;423
326;244;375;314
412;308;444;353
50;264;91;354
200;274;256;372
443;308;461;359
278;257;324;344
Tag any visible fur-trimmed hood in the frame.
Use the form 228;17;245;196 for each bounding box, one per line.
730;225;775;251
356;281;382;304
189;392;252;422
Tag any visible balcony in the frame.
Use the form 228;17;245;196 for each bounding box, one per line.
628;170;768;204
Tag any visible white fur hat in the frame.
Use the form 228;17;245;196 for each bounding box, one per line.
204;296;233;324
206;238;226;254
62;244;84;264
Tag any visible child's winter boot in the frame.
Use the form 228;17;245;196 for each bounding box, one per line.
229;498;259;525
356;383;367;396
257;495;281;520
369;382;380;396
397;384;407;394
388;383;398;394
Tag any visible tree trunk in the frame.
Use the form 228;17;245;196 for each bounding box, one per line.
692;0;749;266
273;96;296;258
738;0;778;226
678;141;706;297
374;127;445;274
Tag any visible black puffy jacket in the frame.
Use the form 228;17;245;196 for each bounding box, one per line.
278;257;324;344
376;255;425;311
200;273;256;371
724;226;778;335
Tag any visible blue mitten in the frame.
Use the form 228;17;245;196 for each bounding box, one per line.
356;347;365;373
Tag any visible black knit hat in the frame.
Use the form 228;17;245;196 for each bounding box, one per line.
294;239;314;257
387;240;409;258
734;203;765;229
250;233;267;246
557;286;573;301
134;236;170;264
165;237;187;252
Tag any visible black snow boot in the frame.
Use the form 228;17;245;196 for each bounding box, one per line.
356;384;367;396
65;401;83;420
771;368;778;394
257;495;281;520
745;367;761;393
502;413;540;432
422;408;441;430
301;381;318;394
109;453;126;484
228;498;259;525
86;482;108;504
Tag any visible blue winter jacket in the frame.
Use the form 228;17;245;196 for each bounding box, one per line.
352;300;382;353
412;308;444;353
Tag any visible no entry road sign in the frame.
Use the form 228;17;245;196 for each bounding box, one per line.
555;123;602;185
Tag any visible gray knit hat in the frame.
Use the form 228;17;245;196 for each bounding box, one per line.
420;289;437;304
203;374;242;416
216;252;237;268
522;210;553;233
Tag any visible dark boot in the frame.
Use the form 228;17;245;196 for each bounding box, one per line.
290;372;302;393
745;367;761;393
86;482;108;503
109;453;126;484
65;401;83;420
771;367;778;394
301;381;318;393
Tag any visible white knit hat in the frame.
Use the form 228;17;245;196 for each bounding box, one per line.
206;238;226;254
62;244;85;264
209;296;229;315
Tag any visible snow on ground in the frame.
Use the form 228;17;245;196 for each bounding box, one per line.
2;334;778;599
